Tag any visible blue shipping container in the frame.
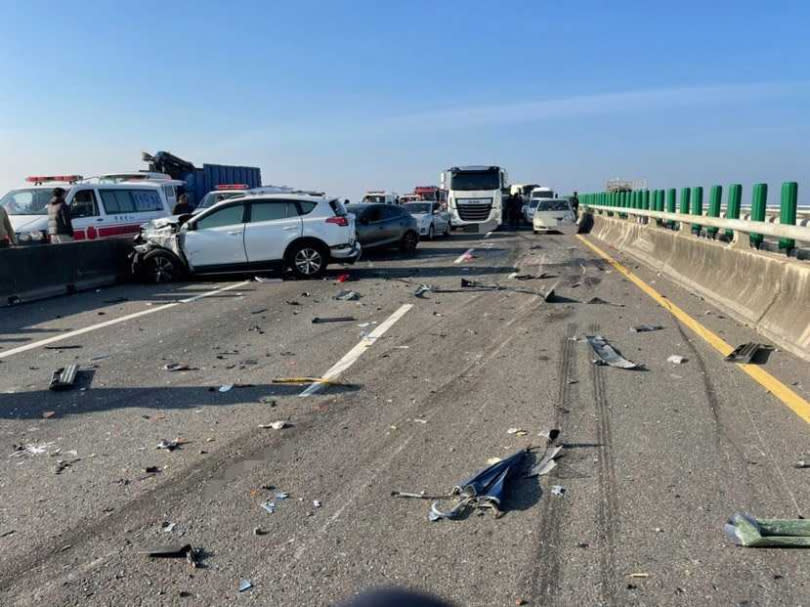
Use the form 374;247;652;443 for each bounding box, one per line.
182;164;262;206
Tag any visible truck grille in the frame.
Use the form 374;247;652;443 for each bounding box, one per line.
457;200;492;222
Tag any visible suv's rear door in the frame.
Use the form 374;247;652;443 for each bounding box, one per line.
244;199;302;263
184;202;248;269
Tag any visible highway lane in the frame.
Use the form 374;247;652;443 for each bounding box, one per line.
0;228;808;606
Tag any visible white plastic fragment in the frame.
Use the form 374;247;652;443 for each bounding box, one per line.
667;355;687;364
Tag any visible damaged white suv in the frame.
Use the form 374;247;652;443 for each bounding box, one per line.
131;194;360;282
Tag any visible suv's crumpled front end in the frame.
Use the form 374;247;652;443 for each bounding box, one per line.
130;218;188;277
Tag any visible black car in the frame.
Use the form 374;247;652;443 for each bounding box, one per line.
346;203;419;254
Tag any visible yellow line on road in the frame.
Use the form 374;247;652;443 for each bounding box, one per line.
577;235;810;425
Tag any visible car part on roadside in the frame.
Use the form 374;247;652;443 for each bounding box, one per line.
724;342;770;364
157;438;184;451
239;580;253;593
551;485;566;497
336;273;350;283
586;335;640;369
586;296;624;307
543;281;560;303
667;355;687;364
794;460;810;469
258;421;290;430
428;449;529;521
724;512;810;547
141;543;197;564
44;345;82;350
630;324;663;333
42;411;56;419
54;458;80;475
164;363;192;372
261;501;276;514
414;284;433;298
49;364;79;391
218;384;233;392
312;316;356;324
334;290;360;301
527;445;563;478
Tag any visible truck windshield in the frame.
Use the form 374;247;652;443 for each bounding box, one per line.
0;188;53;215
449;171;500;191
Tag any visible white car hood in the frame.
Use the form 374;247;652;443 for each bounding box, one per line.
9;215;47;232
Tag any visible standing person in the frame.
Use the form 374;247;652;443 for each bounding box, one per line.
172;193;193;215
570;191;580;217
48;188;74;244
510;193;521;228
0;203;16;248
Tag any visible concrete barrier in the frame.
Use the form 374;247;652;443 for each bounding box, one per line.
0;239;132;306
587;213;810;362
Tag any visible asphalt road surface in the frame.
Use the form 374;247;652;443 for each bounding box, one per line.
1;228;808;606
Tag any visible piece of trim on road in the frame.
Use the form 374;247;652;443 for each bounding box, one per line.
577;235;810;424
454;248;475;264
484;231;493;239
300;304;413;397
0;281;251;360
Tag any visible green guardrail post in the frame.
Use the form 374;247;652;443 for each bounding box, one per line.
707;185;722;238
690;186;703;235
642;189;650;210
655;190;664;224
666;188;676;229
725;184;742;239
679;187;690;230
749;183;767;248
779;181;798;252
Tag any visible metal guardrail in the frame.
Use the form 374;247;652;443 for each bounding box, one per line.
583;204;810;243
580;182;807;254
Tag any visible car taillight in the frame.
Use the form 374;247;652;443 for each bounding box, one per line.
326;216;349;227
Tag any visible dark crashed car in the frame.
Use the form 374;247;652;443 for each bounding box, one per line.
346;203;419;254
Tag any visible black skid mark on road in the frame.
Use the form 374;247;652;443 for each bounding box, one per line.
589;322;620;606
527;322;577;604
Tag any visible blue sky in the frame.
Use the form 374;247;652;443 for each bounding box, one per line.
1;0;809;200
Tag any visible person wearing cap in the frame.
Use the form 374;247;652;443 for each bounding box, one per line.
0;203;15;247
48;187;74;244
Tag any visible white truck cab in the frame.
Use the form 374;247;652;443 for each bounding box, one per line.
442;165;508;231
1;174;180;243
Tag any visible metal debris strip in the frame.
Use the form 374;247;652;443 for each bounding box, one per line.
428;449;529;521
258;421;290;430
586;335;640;370
630;324;663;333
164;363;192;372
271;377;343;386
724;512;810;547
725;343;770;364
312;316;356;324
586;297;624;307
239;580;253;592
334;290;360;301
49;364;79;391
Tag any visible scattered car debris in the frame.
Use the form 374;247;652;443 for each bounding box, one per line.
218;384;233;393
49;364;80;391
248;324;265;334
631;324;663;333
261;501;276;514
275;491;289;500
0;530;15;538
313;500;322;508
54;458;80;475
259;397;277;406
414;284;432;298
258;421;290;430
157;439;184;451
44;345;82;350
586;297;624;307
627;573;650;579
667;355;687;364
794;460;810;469
90;353;110;361
413;418;428;424
336;273;350;283
586;335;640;369
543;281;560;303
724;512;810;547
164;363;192;372
334;290;360;301
285;300;301;306
141;543;196;564
551;485;566;497
251;308;268;315
426;449;529;521
507;272;518;279
312;316;356;324
42;411;56;419
162;522;177;533
725;343;770;364
507;427;528;437
253;527;267;536
10;442;55;457
239;580;253;592
144;466;161;475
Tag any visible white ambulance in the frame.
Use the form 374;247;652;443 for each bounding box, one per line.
0;174;182;244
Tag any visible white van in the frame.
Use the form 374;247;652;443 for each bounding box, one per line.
361;190;399;205
1;175;181;244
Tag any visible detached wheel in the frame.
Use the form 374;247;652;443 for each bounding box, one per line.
400;230;418;256
141;250;182;284
288;241;327;279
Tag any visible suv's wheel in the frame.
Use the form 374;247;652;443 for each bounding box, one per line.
142;250;182;284
288;241;328;279
427;224;434;240
399;230;418;256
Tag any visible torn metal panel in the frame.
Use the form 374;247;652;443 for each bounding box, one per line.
724;343;769;364
586;335;640;369
725;512;810;547
49;364;79;391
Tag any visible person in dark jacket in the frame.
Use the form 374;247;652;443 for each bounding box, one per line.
0;203;15;247
571;191;580;217
509;193;522;228
48;188;74;243
172;193;193;215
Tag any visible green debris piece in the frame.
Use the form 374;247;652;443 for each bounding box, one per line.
725;512;810;548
